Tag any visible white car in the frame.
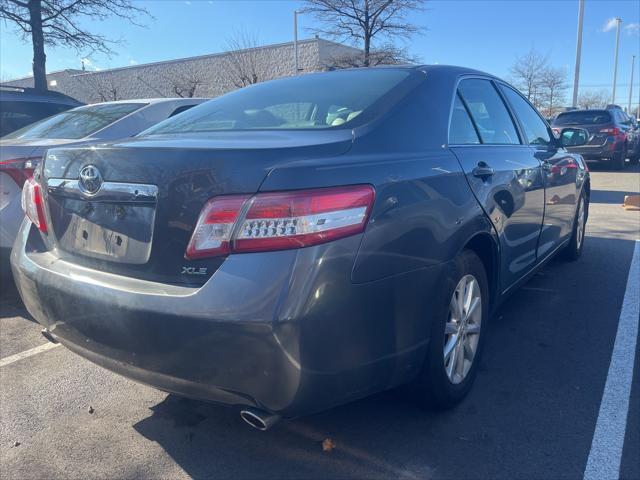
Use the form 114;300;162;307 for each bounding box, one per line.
0;98;207;266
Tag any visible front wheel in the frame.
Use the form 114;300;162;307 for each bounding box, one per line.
414;250;489;409
563;189;587;261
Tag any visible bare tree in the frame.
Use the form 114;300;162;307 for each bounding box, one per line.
539;66;568;117
577;89;610;110
324;42;419;69
302;0;426;67
78;73;119;102
165;66;203;98
0;0;150;91
509;49;548;109
218;30;275;90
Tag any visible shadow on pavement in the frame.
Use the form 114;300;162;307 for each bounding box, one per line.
586;161;640;173
0;265;35;322
590;189;640;205
131;236;638;480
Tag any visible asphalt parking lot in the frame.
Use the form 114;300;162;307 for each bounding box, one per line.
1;163;639;480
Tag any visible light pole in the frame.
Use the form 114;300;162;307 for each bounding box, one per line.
628;55;636;114
571;0;585;108
294;10;299;75
611;17;622;105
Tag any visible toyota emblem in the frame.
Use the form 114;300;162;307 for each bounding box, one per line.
78;165;103;195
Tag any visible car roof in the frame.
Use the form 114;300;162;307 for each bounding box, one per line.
0;86;82;105
86;98;208;107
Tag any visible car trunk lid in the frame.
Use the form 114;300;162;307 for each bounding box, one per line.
40;130;353;285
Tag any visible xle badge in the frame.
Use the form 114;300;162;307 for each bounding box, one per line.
181;266;208;275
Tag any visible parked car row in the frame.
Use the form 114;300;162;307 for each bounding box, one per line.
6;65;591;430
551;105;640;170
0;96;205;263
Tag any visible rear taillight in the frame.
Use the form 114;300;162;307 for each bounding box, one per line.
185;195;250;259
21;177;47;233
185;185;375;259
599;127;620;136
0;158;39;188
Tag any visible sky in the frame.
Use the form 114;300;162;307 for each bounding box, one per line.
1;0;639;104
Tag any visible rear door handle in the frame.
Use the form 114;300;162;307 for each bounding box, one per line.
472;162;494;178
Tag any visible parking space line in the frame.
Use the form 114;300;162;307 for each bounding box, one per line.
584;240;640;480
0;342;60;368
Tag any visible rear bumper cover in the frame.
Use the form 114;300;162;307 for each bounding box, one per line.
565;138;621;159
11;220;442;417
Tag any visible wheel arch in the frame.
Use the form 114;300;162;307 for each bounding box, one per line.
460;232;500;312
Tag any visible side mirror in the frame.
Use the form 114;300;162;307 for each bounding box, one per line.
560;127;589;148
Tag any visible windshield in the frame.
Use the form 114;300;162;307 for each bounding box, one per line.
553;110;611;126
142;69;412;135
3;102;144;140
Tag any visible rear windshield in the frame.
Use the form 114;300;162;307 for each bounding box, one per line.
4;102;144;140
141;69;412;134
0;101;73;137
553;110;612;125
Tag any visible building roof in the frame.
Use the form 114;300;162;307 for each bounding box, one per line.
3;38;361;83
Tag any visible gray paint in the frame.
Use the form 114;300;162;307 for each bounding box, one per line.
11;65;590;419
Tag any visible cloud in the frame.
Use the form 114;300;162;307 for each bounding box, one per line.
128;59;138;66
602;17;619;32
625;23;640;35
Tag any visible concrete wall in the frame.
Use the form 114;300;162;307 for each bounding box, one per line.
2;39;362;104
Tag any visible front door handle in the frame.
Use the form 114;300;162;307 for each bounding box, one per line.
472;162;494;178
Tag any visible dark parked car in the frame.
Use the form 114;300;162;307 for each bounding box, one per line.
552;106;639;169
0;86;82;137
11;66;590;430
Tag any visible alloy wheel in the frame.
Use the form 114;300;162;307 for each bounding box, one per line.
443;274;482;385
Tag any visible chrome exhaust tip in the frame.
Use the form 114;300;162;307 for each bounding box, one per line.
41;328;59;344
240;408;280;431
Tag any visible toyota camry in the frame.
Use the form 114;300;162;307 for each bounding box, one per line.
11;66;590;430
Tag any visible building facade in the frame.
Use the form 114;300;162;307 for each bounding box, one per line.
2;38;362;104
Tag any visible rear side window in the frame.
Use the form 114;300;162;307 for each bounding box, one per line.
458;79;520;145
0;101;72;137
449;94;480;144
500;85;551;146
3;102;144;140
553;110;611;125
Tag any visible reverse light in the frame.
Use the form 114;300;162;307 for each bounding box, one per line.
185;195;250;259
185;185;375;259
21;177;47;233
0;157;39;188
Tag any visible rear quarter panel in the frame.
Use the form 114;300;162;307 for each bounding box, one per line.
261;71;493;284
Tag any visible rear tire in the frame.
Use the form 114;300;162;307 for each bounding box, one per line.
611;147;626;170
414;250;489;410
563;189;587;261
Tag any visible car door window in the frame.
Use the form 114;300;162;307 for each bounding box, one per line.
500;85;551;146
449;94;480;144
457;79;520;145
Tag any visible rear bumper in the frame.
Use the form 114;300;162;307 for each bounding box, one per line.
11;220;442;417
565;138;621;159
